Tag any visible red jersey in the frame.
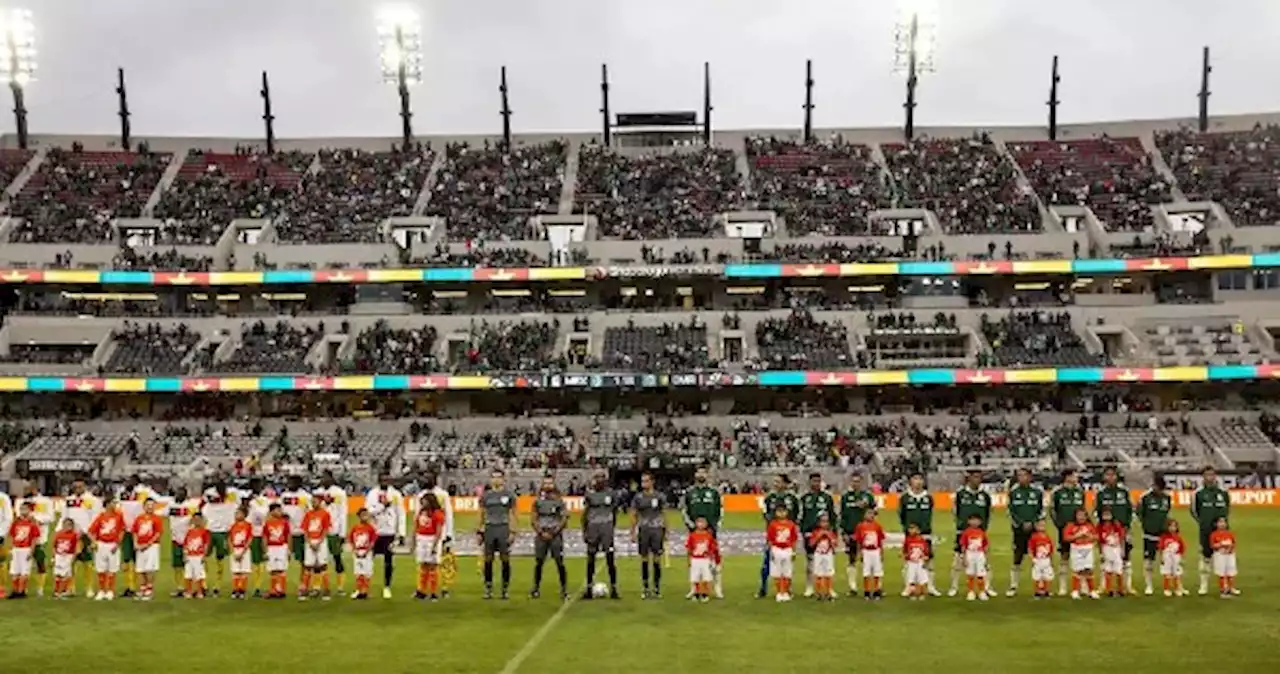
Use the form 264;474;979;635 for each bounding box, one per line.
415;508;445;537
686;530;718;559
264;518;291;547
1158;532;1185;557
349;522;377;555
53;530;80;557
958;526;989;554
1064;522;1097;548
1029;531;1055;559
8;518;41;549
766;519;800;549
807;527;839;555
1099;522;1126;548
1209;530;1236;554
183;527;212;558
229;521;253;551
132;513;164;547
853;521;886;551
301;509;332;543
902;534;930;562
88;510;126;544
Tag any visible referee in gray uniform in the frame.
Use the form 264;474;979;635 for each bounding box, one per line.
530;474;569;600
477;469;516;600
581;470;620;600
630;472;667;599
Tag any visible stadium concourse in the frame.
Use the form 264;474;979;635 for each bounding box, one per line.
1;114;1280;673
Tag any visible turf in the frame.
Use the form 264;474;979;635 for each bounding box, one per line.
2;510;1278;674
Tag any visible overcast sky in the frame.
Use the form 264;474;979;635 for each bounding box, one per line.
17;0;1280;139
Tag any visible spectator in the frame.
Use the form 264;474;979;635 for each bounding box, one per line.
427;140;566;242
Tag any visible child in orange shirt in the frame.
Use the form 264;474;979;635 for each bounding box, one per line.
1158;518;1187;597
263;504;291;599
957;513;990;601
686;517;719;603
765;505;800;602
7;502;41;598
1064;509;1099;600
853;509;886;600
300;495;333;601
1027;520;1056;599
88;496;126;601
131;498;165;601
1098;507;1127;597
51;519;80;599
228;506;255;599
901;522;931;600
807;513;840;602
1209;517;1238;598
348;509;378;600
183;513;212;598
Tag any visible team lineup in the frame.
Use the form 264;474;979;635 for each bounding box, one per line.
0;464;1241;603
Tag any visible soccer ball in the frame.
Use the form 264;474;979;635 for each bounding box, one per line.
591;582;609;598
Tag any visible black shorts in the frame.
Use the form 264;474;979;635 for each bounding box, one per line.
1012;526;1033;563
1142;536;1159;561
637;528;665;557
584;526;615;556
843;533;859;558
534;535;564;560
373;535;396;556
1198;529;1213;560
803;534;817;557
484;528;512;556
1056;527;1070;557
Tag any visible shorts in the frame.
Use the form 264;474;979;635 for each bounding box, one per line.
353;552;374;578
33;546;47;574
810;552;835;578
291;535;306;562
54;553;75;578
583;526;613;556
1198;529;1214;560
1069;546;1094;573
251;538;266;565
484;528;513;556
327;535;345;561
768;546;794;579
843;533;860;559
135;544;161;574
1143;536;1159;561
1031;557;1055;582
904;561;929;586
1012;527;1033;563
803;536;817;558
77;534;93;563
95;542;121;574
373;535;396;556
534;534;564;561
208;533;229;560
8;548;32;577
303;538;329;568
171;540;185;568
1212;552;1237;577
230;548;253;575
690;557;714;584
266;545;290;573
1056;528;1071;557
121;533;136;564
637;528;665;557
1160;552;1182;577
963;551;987;577
183;557;206;581
862;549;884;578
1101;545;1124;574
415;534;441;565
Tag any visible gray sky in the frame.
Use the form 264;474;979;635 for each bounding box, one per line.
18;0;1280;138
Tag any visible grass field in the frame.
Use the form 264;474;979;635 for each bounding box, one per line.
3;509;1278;674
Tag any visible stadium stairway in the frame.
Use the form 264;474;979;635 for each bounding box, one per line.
557;142;580;215
1142;131;1189;203
411;151;447;216
1;146;46;200
141;157;187;218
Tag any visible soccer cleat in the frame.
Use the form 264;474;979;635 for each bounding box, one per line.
122;588;135;598
965;591;976;601
978;592;989;602
775;594;784;603
1005;588;1017;597
608;588;620;600
927;588;942;597
1089;591;1100;600
699;595;710;603
581;589;594;601
983;589;996;599
413;591;427;600
755;589;768;599
653;589;662;599
530;589;541;599
900;588;912;598
1145;587;1153;596
803;587;814;598
947;589;959;598
501;589;510;601
1070;591;1081;600
685;589;696;599
1163;589;1173;597
298;594;308;602
714;588;724;600
382;587;392;600
1230;588;1241;596
1198;587;1208;596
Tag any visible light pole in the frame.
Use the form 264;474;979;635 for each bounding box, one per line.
377;5;423;149
0;8;36;150
893;2;937;142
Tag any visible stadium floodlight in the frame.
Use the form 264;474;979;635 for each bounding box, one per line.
893;0;938;76
376;5;422;146
0;7;35;149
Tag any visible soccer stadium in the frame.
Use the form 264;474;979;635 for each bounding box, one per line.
1;1;1279;672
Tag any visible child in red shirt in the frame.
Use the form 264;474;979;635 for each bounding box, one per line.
806;513;840;601
853;509;886;599
957;514;990;601
1158;518;1186;597
687;517;720;603
901;522;931;600
765;505;799;601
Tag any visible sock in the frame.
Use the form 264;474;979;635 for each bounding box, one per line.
775;578;783;595
1124;561;1133;590
418;566;429;593
534;558;545;591
301;570;312;593
605;553;617;588
585;555;596;587
805;561;814;592
1086;575;1095;591
1010;567;1020;589
1145;561;1155;589
714;563;723;596
641;560;650;589
1059;563;1068;592
654;563;662;591
501;559;511;590
927;568;937;591
950;558;962;591
1199;560;1210;590
556;559;567;592
759;550;770;594
320;572;329;592
483;559;494;588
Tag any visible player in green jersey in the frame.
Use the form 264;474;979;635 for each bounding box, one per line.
950;471;994;598
1050;470;1086;595
681;464;723;598
798;473;836;597
897;473;940;596
1136;478;1172;595
838;474;875;595
1190;466;1230;595
757;475;799;599
1006;468;1044;596
1094;466;1135;593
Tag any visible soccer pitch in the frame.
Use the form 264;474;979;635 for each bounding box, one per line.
3;509;1278;674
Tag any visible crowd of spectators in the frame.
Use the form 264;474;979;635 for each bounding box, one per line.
153;149;314;244
344;320;440;374
410;242;546;268
455;319;560;372
754;309;852;369
575;143;743;239
870;311;958;332
9;146;171;244
602;318;712;372
747;136;894;236
1157;125;1280;227
275;146;432;243
110;245;214;272
103;322;201;375
980;310;1103;367
882;134;1040;234
426;140;566;242
767;241;906;263
216;321;325;373
0;344;95;365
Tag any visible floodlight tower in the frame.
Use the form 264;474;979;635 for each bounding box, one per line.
893;2;937;142
377;5;423;148
0;8;36;150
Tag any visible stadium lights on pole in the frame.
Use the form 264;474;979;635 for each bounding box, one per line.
0;7;36;150
377;5;423;148
893;0;937;142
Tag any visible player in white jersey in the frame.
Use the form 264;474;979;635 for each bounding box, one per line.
365;474;407;599
246;482;276;597
201;483;241;596
164;486;203;597
279;475;313;588
62;480;102;596
0;488;12;596
318;472;349;596
21;485;57;596
118;477;156;598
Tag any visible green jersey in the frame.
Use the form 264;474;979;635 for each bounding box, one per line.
1095;485;1133;525
1137;489;1172;537
682;485;722;530
953;487;992;530
762;491;801;524
799;490;836;533
838;489;876;534
1007;484;1044;530
1191;485;1230;529
898;489;933;535
1050;485;1086;529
